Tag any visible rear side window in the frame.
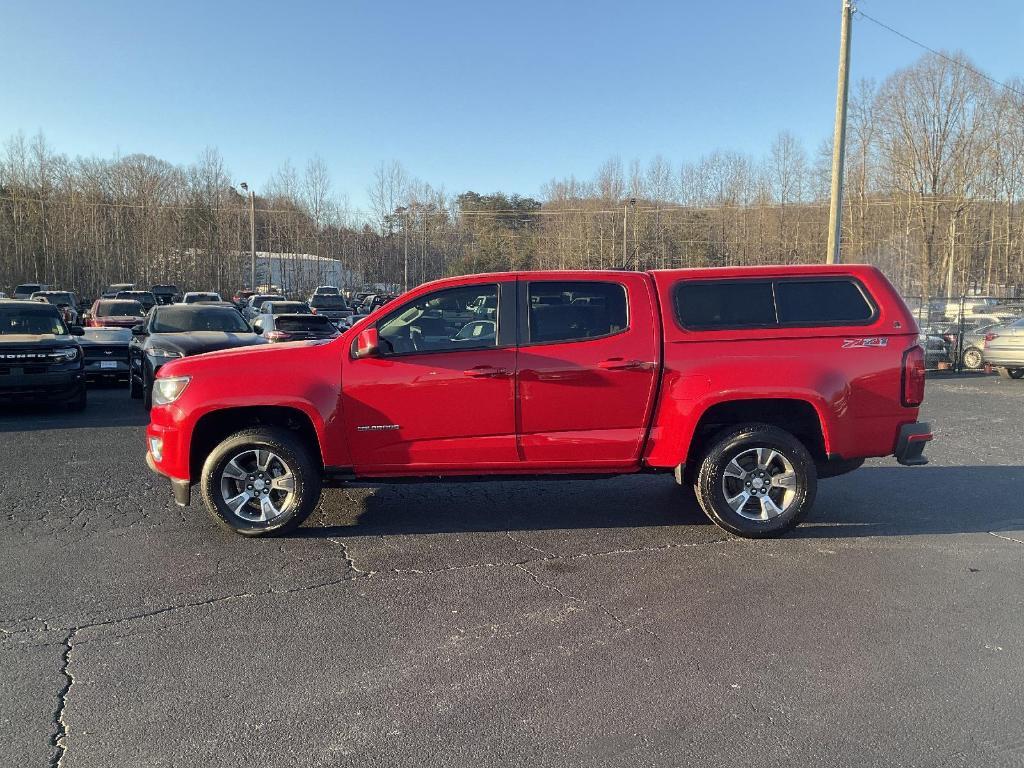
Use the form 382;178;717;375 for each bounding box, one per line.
527;281;628;343
775;280;874;325
674;281;775;329
674;277;876;330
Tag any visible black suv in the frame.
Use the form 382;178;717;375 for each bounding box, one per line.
150;284;182;305
0;299;86;410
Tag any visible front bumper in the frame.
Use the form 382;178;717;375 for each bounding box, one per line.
894;422;932;466
84;360;130;377
0;370;85;401
146;450;191;506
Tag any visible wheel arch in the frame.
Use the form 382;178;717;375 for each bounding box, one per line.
684;397;830;468
189;405;324;482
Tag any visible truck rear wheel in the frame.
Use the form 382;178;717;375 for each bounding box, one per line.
199;427;322;537
694;424;817;538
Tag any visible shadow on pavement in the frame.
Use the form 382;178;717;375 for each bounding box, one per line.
0;384;148;432
297;465;1024;541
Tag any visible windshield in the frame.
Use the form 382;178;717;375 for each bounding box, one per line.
277;315;336;332
251;295;284;306
266;302;310;315
0;306;67;335
117;292;155;303
184;293;220;303
35;293;74;305
311;296;348;309
96;300;143;316
150;306;251;333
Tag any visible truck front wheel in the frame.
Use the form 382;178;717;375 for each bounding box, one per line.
694;424;817;538
199;427;322;537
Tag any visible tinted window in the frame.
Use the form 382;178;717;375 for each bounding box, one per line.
310;296;348;309
378;284;498;354
35;292;75;305
775;280;874;324
527;281;628;343
265;302;310;315
0;306;66;335
277;315;336;332
674;281;776;329
150;307;251;333
97;300;143;316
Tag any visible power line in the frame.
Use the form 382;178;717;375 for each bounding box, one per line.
855;9;1024;98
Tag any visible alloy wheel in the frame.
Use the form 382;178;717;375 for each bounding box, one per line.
721;447;798;521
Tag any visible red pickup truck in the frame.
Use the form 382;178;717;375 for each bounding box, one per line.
145;265;931;539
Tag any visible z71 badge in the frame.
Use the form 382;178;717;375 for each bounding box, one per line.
842;337;888;348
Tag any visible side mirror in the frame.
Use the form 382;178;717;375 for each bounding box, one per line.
352;326;380;359
69;325;85;336
131;324;148;337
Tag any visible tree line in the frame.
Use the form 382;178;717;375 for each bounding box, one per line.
1;51;1022;301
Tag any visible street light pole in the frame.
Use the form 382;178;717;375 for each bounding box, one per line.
241;183;256;289
826;0;853;264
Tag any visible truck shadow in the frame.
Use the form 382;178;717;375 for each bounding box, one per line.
299;465;1024;541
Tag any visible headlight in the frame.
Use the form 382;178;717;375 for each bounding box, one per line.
152;376;191;406
50;347;79;361
146;348;183;359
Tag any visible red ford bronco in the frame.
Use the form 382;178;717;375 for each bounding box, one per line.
145;265;931;538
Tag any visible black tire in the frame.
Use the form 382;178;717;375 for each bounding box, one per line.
129;367;142;399
1000;367;1024;380
199;427;322;537
961;347;983;371
67;385;87;412
693;423;817;538
142;366;153;410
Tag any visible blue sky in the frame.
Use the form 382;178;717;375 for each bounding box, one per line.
2;0;1022;210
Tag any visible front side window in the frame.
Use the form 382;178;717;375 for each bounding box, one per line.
378;284;498;355
527;281;628;343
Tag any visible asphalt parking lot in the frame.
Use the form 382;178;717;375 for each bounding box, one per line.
2;376;1023;767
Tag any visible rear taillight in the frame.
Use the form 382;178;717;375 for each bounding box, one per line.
266;331;291;341
901;344;925;407
984;332;998;347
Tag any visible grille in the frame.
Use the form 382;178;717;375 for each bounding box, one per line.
83;344;128;361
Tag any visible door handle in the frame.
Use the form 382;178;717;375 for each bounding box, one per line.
598;358;647;370
463;365;510;378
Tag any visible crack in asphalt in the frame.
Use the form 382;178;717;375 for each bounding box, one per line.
513;562;661;641
2;537;733;638
327;537;376;576
988;531;1024;545
9;535;730;764
48;629;75;768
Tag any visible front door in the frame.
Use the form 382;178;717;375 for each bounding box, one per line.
516;275;659;469
342;280;519;474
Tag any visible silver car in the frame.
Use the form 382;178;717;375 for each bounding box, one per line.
982;318;1024;379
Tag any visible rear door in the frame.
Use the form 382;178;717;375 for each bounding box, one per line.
515;274;659;469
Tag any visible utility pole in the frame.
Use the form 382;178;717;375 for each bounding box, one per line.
826;0;853;264
622;198;635;268
241;183;256;288
403;210;409;292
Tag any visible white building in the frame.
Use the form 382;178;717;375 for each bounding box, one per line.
247;252;356;294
